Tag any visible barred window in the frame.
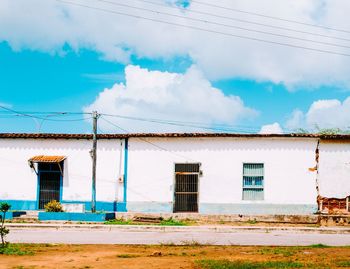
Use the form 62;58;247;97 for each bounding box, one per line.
242;163;264;200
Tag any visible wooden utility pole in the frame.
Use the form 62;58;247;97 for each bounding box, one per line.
91;111;99;213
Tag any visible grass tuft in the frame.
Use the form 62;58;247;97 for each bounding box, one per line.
258;247;300;257
116;254;140;258
336;260;350;267
160;218;187;226
0;245;34;256
196;259;304;269
105;218;133;225
308;244;330;248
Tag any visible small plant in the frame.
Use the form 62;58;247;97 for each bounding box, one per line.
309;244;330;248
116;254;140;258
44;200;64;212
105;218;133;225
0;202;11;248
196;259;304;269
247;219;257;225
0;244;34;256
337;260;350;267
181;240;203;246
160;217;187;226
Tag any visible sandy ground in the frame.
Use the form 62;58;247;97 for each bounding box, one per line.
1;244;350;269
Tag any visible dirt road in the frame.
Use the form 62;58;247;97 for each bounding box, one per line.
1;244;350;269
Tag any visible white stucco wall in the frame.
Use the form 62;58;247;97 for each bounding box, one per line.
127;137;319;209
318;140;350;198
0;138;123;203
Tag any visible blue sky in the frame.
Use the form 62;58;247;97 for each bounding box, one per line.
1;0;350;133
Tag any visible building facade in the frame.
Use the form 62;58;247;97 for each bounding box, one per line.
0;133;349;215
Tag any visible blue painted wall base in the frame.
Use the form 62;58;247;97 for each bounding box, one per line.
1;200;318;215
0;200;127;212
39;212;115;222
0;211;26;220
127;202;318;215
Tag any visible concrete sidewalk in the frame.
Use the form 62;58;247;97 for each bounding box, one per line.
6;223;350;234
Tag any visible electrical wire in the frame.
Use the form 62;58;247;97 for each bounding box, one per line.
91;0;350;49
100;116;197;161
131;0;350;43
0;106;297;134
0;105;92;122
56;0;350;57
101;113;258;133
100;113;296;133
0;106;268;133
191;0;350;34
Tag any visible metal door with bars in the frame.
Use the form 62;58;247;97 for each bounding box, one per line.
38;163;62;209
174;163;200;213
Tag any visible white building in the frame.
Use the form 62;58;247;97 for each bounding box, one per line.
0;133;349;215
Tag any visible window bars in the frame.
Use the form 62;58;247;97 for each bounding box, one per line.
243;163;264;201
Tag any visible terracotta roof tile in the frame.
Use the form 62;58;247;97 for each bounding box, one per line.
0;133;349;140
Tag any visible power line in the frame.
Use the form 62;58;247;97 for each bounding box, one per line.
100;116;197;161
90;0;350;50
0;111;89;115
56;0;350;57
133;0;350;43
0;105;92;122
192;0;350;34
100;113;262;133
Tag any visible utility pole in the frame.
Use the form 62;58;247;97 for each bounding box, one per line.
91;111;99;213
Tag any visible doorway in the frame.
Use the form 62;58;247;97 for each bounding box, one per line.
173;163;200;213
38;162;62;210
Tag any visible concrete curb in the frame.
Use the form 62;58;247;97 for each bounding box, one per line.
6;223;350;234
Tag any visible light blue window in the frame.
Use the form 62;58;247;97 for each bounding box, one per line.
243;163;264;200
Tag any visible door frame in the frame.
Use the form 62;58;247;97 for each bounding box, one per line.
36;169;63;210
172;162;201;213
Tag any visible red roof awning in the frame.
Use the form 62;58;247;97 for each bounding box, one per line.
28;155;66;163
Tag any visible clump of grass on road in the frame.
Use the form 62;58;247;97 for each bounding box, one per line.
105;218;133;225
337;260;350;267
308;244;330;248
160;218;188;226
258;247;302;257
196;259;304;269
117;254;140;258
0;244;34;256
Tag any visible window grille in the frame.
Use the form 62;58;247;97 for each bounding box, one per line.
174;163;200;212
242;163;264;200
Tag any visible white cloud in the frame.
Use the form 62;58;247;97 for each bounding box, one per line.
84;65;257;132
286;97;350;131
1;0;350;88
259;122;283;134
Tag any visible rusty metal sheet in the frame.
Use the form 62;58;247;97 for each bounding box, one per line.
28;155;66;163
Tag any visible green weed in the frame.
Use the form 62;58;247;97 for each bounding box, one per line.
258;247;300;257
160;218;187;226
336;260;350;267
308;244;330;248
247;219;257;225
196;259;304;269
116;254;140;258
105;218;133;225
0;244;34;256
